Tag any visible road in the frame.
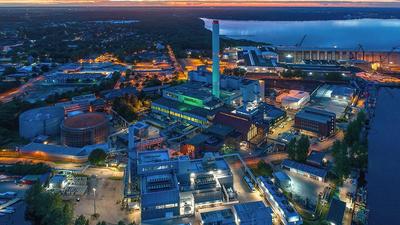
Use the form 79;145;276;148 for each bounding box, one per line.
0;75;44;103
167;45;185;80
0;157;87;171
310;130;344;152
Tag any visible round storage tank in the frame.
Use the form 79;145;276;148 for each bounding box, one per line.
19;106;65;139
61;112;109;147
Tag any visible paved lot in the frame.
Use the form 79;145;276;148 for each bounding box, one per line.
285;171;328;208
73;167;129;225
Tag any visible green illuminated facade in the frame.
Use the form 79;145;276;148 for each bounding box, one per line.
151;99;209;128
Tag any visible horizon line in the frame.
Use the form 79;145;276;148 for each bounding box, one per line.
1;1;400;8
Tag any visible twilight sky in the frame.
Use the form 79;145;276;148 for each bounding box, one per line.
0;0;399;7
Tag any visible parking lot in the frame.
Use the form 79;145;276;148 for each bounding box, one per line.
284;170;328;210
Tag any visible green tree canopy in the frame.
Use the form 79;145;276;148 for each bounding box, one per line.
88;149;107;165
74;215;89;225
287;138;297;160
296;135;310;162
25;183;73;225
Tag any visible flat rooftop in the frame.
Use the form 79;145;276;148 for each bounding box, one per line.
258;176;302;223
178;157;230;175
296;107;335;124
164;82;213;100
200;208;235;225
153;97;221;119
282;159;327;179
142;173;178;194
138;150;170;164
233;201;273;225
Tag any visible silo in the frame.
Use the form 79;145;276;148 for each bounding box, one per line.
19;106;65;139
61;112;109;147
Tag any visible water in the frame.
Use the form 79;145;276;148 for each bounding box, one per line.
368;87;400;225
202;18;400;51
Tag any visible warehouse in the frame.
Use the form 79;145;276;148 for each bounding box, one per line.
281;159;327;182
276;90;310;110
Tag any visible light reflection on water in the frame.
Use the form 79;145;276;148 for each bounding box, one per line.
202;18;400;50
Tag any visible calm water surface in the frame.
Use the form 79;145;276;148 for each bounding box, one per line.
202;18;400;50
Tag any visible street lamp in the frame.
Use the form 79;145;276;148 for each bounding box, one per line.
93;188;97;215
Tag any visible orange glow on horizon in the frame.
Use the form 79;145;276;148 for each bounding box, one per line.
0;0;399;7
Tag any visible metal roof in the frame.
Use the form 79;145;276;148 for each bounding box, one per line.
282;159;327;179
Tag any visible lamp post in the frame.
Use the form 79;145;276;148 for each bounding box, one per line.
93;188;97;215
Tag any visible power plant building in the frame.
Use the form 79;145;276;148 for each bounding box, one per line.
135;150;234;221
19;106;65;139
61;112;109;147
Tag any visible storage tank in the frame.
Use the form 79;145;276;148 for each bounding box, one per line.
19;106;65;139
61;112;109;147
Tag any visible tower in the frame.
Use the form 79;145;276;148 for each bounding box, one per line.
212;20;220;98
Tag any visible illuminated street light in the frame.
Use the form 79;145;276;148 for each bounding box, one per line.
93;188;97;215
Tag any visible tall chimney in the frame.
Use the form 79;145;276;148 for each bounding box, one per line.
212;20;220;98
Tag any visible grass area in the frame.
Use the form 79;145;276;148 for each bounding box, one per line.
249;160;273;177
302;185;337;225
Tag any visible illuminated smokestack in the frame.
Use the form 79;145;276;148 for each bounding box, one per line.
212;20;220;98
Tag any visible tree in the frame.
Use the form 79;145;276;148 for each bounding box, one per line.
287;138;297;160
296;135;310;162
88;149;107;165
3;66;17;75
41;65;50;73
118;221;126;225
25;183;73;225
96;222;107;225
325;72;343;81
332;142;351;184
75;215;89;225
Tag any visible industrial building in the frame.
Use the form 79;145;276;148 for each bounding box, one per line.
213;111;267;144
232;201;273;225
61;112;109;147
180;124;235;158
275;46;400;65
276;90;310;110
200;201;273;225
152;20;265;130
17;142;104;163
294;107;336;137
273;171;292;189
45;72;110;85
281;159;327;182
188;66;262;104
55;93;105;114
326;198;346;225
127;122;165;152
223;46;282;73
19;106;65;139
132;149;234;221
257;176;303;225
151;76;247;128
